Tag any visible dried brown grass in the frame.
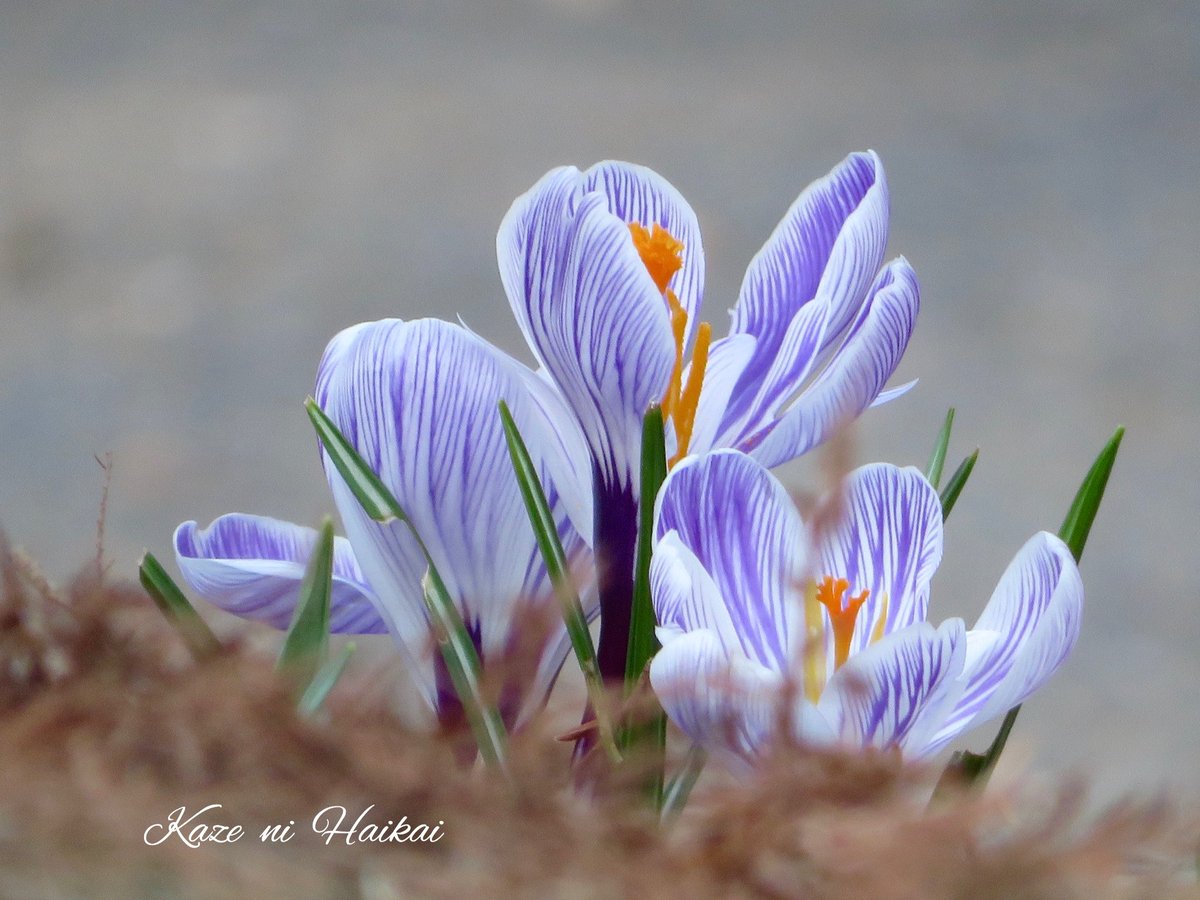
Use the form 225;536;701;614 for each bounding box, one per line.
0;540;1195;900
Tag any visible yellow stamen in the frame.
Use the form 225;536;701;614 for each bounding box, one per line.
815;576;871;670
628;222;684;294
803;581;826;704
870;593;890;645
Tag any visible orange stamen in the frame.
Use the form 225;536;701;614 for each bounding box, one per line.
668;320;711;467
815;576;871;670
629;222;684;294
661;292;688;423
628;222;713;468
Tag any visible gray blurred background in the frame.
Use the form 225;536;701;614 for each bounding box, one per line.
1;1;1196;801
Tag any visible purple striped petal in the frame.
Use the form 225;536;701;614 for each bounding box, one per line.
498;177;675;493
581;161;705;346
688;333;756;455
869;378;918;408
721;151;889;436
744;257;920;469
649;629;784;762
654;450;805;672
314;318;592;715
924;532;1083;754
812;464;944;672
174;514;386;634
650;530;741;650
817;619;966;751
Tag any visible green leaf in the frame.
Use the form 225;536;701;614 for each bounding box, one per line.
627;406;668;692
939;449;978;520
423;571;509;774
661;744;708;822
298;641;356;716
305;398;406;523
498;400;620;764
1059;426;1125;563
619;406;669;807
138;552;220;659
305;398;508;772
925;408;955;490
936;427;1124;792
277;518;335;691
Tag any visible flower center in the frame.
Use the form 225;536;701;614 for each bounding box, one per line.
803;575;880;703
628;222;712;467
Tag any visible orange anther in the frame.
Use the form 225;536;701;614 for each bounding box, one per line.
629;222;684;294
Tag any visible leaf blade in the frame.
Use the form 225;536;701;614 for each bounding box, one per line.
305;397;406;523
939;449;978;520
298;641;356;716
306;398;508;772
925;407;956;490
1059;426;1125;563
620;406;669;807
138;551;221;659
277;518;335;691
498;400;619;763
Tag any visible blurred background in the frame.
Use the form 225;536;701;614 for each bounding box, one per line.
1;1;1196;801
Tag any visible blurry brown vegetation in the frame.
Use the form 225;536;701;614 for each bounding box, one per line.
0;540;1195;899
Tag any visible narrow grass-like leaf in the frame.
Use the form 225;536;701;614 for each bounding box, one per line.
661;744;708;823
498;400;619;763
423;571;509;774
937;427;1123;793
305;397;405;523
627;406;667;692
939;449;978;520
306;398;508;772
925;408;955;490
277;518;335;691
298;642;356;716
619;406;669;807
1059;426;1125;563
138;552;220;659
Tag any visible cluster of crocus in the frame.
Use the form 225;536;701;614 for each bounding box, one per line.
648;451;1082;764
173;151;1082;764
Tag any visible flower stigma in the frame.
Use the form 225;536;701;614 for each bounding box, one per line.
802;576;872;703
628;222;712;467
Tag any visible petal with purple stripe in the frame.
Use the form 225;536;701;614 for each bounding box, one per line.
817;619;966;751
650;530;741;650
654;450;805;672
650;629;783;762
687;333;756;455
499;179;675;492
721;152;889;435
315;318;590;716
582;161;705;344
174;513;386;634
744;258;920;468
812;464;944;670
923;532;1083;754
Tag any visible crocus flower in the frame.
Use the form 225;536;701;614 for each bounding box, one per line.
647;450;1083;762
175;318;594;728
498;152;919;679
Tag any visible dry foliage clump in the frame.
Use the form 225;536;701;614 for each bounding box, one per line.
0;541;1195;900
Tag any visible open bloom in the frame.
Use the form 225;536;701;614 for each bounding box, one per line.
498;152;919;678
648;450;1083;762
176;318;594;728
